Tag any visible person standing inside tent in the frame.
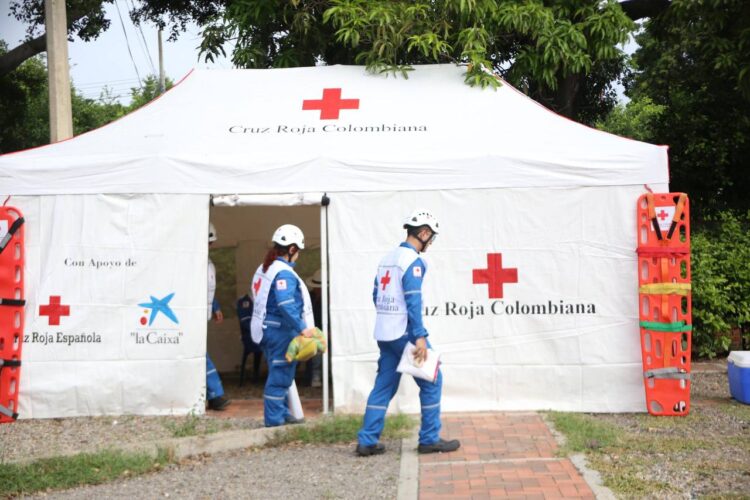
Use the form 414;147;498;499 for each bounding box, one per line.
250;224;316;427
304;269;323;388
207;222;231;411
356;209;460;456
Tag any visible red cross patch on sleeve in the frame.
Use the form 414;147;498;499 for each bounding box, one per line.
276;279;287;290
413;266;422;277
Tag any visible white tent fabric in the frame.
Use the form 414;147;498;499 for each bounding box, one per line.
0;65;667;194
0;65;669;417
14;194;207;418
329;187;657;413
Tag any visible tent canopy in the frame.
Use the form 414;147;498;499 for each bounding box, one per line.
0;65;668;195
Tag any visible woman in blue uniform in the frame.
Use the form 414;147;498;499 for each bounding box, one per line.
249;224;316;427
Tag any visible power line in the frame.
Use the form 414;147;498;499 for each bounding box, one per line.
114;0;143;90
128;0;156;75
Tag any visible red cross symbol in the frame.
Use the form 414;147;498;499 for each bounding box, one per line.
253;278;262;296
39;295;70;325
657;209;670;221
380;270;392;291
472;253;518;299
302;88;359;120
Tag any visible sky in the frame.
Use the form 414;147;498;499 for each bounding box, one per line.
1;1;231;104
1;2;635;105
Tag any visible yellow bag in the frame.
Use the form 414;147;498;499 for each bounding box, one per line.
285;328;327;362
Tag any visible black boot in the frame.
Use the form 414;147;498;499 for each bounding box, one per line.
355;443;386;457
207;396;231;411
417;438;461;454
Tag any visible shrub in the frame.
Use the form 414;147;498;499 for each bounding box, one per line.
691;211;750;357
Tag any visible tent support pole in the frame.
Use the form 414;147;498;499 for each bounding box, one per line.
320;195;330;414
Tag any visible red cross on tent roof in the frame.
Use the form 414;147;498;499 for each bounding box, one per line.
302;88;359;120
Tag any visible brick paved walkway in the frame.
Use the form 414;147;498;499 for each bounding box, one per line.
210;401;597;499
419;413;596;499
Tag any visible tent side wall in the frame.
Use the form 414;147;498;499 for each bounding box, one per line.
329;184;668;413
15;194;209;418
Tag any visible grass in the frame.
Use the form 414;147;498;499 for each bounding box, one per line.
547;412;674;497
162;411;222;438
0;449;171;497
548;408;750;498
547;412;622;454
269;413;417;446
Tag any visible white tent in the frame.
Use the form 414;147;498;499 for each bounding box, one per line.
0;64;669;418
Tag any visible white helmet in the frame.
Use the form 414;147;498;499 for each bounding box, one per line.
272;224;305;249
208;222;218;242
403;208;439;234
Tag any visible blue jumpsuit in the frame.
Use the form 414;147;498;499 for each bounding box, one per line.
206;297;225;401
358;242;443;447
261;258;308;427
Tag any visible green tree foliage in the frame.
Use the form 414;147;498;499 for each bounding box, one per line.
0;41;170;154
127;74;175;109
0;41;49;152
4;1;640;123
595;96;665;142
628;0;750;218
691;211;750;357
196;0;635;121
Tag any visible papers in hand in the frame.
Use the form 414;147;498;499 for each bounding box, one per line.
396;342;441;383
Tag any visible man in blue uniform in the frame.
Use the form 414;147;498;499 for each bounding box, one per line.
356;209;460;456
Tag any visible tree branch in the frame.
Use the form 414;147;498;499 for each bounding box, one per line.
619;0;671;22
0;34;47;77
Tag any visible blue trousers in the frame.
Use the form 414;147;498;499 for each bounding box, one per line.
206;354;225;401
358;334;443;446
262;325;298;427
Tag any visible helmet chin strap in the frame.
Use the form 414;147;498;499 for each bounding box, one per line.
415;232;434;253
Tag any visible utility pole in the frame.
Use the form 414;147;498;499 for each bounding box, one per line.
45;0;73;142
158;29;166;94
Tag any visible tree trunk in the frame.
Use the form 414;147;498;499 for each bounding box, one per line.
0;34;48;77
554;73;580;119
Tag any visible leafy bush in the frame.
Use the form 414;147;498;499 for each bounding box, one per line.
691;211;750;357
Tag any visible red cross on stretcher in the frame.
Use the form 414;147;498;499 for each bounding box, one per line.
657;209;670;221
472;253;518;299
302;88;359;120
380;270;391;291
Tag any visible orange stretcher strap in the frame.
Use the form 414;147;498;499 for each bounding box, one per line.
637;246;689;256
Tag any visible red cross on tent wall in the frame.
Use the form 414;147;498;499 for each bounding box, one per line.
472;253;518;299
302;88;360;119
39;295;70;325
